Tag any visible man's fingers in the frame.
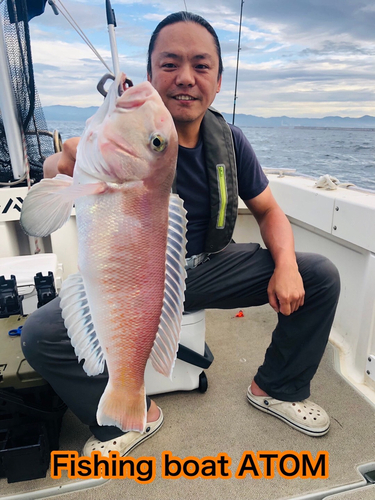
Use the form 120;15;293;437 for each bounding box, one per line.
57;137;80;177
294;292;305;313
279;300;292;316
43;152;62;178
268;270;305;316
58;161;74;176
300;294;305;308
268;291;280;313
278;292;304;315
281;294;305;315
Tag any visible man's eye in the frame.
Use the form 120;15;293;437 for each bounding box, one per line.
162;63;176;68
196;64;209;70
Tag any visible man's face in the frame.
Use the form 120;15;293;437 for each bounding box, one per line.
148;22;222;129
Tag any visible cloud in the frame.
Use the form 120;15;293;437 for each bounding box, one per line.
299;40;375;57
17;0;374;117
239;0;375;42
143;13;167;21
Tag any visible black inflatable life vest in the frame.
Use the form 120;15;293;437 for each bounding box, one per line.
200;107;238;253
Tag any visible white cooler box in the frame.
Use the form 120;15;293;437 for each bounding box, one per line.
145;309;213;395
0;254;61;315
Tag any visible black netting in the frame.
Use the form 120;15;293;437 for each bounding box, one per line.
0;0;54;184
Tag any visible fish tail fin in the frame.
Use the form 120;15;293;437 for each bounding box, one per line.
96;382;147;433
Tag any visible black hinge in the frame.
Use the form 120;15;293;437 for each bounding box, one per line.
0;276;23;318
34;272;57;309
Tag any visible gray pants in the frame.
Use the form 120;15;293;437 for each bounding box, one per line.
21;243;340;441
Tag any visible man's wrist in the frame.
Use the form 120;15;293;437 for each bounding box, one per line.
273;254;298;270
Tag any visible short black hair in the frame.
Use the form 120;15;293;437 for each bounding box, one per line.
147;11;223;79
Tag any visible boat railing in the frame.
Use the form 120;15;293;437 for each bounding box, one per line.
262;167;375;195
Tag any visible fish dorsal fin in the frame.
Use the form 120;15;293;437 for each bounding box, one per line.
60;273;105;376
149;194;187;378
20;174;106;237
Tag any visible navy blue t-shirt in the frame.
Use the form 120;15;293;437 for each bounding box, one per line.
176;124;269;257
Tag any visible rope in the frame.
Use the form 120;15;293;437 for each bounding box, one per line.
314;174;355;190
49;0;113;74
0;174;27;186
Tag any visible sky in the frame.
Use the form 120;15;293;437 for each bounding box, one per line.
26;0;375;118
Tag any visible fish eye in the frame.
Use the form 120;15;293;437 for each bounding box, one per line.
150;133;167;152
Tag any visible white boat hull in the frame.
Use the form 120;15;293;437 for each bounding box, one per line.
234;173;375;406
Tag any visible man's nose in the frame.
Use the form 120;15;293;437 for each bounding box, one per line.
175;65;195;86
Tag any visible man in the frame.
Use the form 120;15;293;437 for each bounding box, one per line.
22;12;340;457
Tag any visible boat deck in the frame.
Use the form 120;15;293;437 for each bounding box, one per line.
1;305;374;500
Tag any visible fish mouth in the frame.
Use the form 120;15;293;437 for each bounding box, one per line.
116;81;154;110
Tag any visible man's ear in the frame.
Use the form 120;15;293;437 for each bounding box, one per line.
147;73;152;83
216;74;222;93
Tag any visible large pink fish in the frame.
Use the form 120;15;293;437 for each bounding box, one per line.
20;73;187;433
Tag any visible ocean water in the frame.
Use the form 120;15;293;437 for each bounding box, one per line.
48;120;375;191
242;126;375;191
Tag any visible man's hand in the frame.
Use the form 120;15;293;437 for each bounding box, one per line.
267;262;305;315
244;186;305;316
58;137;80;176
43;137;80;178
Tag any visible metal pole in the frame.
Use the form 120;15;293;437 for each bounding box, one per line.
232;0;244;125
0;19;25;179
106;0;120;76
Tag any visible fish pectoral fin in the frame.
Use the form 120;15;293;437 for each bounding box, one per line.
20;174;107;237
60;273;105;376
149;194;187;379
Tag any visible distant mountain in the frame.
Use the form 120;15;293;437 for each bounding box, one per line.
43;105;375;129
222;113;375;129
43;105;99;122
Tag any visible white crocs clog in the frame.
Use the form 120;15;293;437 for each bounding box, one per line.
247;388;330;437
82;407;164;457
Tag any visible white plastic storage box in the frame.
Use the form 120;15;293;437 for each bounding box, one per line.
0;254;61;315
145;309;207;395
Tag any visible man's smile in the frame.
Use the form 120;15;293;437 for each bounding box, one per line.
172;94;198;101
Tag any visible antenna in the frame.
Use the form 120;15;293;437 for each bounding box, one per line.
232;0;244;125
